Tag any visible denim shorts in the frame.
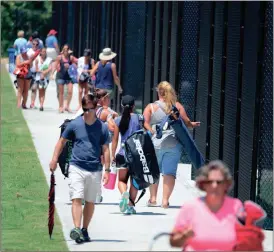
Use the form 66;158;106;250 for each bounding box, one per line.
57;79;72;85
155;143;182;178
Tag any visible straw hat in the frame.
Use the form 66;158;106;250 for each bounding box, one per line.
99;48;117;61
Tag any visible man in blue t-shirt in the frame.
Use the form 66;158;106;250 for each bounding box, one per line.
49;93;111;244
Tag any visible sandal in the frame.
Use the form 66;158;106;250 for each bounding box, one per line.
161;203;170;209
147;200;158;207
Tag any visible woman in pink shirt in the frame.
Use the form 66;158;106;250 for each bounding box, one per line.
170;160;244;251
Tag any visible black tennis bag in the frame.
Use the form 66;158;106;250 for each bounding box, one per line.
58;119;75;178
124;130;160;191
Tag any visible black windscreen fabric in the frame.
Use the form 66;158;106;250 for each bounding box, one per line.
195;2;214;160
209;2;226;161
256;1;273;230
122;2;146;109
178;1;200;164
223;2;242;196
238;2;261;202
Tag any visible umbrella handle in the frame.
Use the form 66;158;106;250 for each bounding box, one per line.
148;232;173;251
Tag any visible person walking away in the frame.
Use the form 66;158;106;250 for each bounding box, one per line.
26;36;33;49
90;48;123;106
34;48;52;111
143;81;200;208
15;46;37;108
55;44;78;113
13;30;27;62
27;38;41;108
114;95;150;215
46;29;59;83
77;49;95;111
49;94;111;243
45;29;59;60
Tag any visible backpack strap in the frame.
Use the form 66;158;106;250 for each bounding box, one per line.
137;113;144;129
129;189;146;206
96;106;104;120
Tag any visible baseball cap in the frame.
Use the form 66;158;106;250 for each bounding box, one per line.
48;29;58;36
121;95;135;107
83;49;91;57
20;46;28;54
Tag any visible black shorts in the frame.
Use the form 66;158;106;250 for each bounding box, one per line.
115;153;128;168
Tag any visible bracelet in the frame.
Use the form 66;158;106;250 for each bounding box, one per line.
105;168;111;173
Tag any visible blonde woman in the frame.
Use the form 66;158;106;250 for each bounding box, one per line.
143;81;200;208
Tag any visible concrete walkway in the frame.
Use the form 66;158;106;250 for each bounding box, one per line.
7;67;273;251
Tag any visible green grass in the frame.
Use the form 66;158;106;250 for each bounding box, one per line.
1;65;68;251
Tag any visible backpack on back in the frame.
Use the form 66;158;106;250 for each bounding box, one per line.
122;114;160;205
58;119;75;178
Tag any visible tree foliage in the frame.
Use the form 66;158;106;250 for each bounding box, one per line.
1;1;52;56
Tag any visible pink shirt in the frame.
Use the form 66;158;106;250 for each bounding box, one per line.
174;196;243;251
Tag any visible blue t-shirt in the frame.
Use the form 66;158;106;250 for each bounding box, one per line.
14;38;27;56
46;35;58;48
115;114;142;155
61;116;110;172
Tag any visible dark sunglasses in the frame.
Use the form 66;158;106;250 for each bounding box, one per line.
33;43;39;46
202;180;225;185
83;107;95;112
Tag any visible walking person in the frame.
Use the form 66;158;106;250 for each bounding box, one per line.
169;160;265;251
90;48;123;104
34;48;52;111
45;29;60;60
55;44;78;113
13;30;27;61
15;46;38;109
114;95;149;215
49;93;111;243
77;49;95;111
143;81;200;208
27;38;41;109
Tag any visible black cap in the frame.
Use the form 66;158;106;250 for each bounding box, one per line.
84;49;91;57
121;95;135;107
32;31;39;39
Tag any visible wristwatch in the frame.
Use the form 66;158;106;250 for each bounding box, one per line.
105;168;111;173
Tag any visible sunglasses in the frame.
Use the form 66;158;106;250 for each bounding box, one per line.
83;107;95;112
33;43;39;46
202;180;225;185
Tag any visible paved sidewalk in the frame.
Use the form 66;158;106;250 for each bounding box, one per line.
7;67;273;251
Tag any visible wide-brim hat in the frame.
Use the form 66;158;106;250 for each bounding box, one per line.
99;48;117;61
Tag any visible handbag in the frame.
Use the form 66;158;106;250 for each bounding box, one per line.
13;65;29;79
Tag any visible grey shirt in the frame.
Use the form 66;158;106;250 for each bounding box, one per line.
150;100;178;149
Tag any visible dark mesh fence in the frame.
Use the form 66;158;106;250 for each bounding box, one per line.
256;1;273;230
122;2;146;112
178;1;200;165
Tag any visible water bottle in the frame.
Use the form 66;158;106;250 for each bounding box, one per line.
104;161;117;190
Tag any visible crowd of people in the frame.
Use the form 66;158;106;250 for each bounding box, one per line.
13;29;266;250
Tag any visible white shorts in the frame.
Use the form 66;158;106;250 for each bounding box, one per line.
46;48;58;60
68;165;102;203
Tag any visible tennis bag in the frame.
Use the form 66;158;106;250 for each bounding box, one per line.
57;119;75;178
124;129;160;201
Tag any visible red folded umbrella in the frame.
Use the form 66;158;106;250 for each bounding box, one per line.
234;200;266;251
48;172;55;239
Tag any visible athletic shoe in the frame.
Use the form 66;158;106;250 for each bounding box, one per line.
124;206;136;215
81;228;91;242
119;192;129;213
70;227;84;244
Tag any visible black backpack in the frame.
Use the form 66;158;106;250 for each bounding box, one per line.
123;115;160;205
58;119;75;178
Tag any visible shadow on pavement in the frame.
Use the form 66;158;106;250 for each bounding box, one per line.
109;212;166;216
90;239;127;243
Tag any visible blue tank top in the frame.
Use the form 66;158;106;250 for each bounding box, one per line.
95;62;114;90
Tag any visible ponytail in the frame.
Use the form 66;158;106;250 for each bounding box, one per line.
119;106;132;135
